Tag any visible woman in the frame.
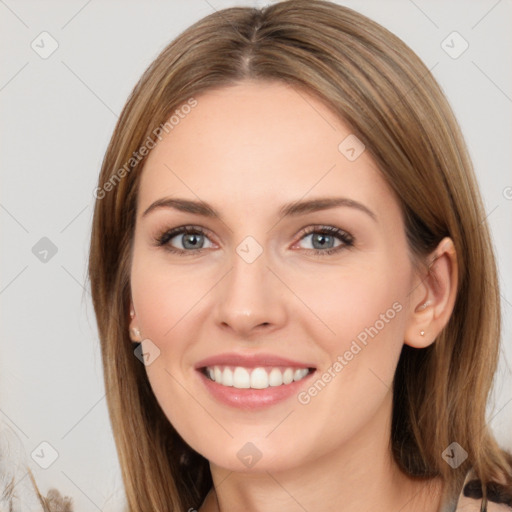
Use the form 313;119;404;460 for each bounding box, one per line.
88;1;512;511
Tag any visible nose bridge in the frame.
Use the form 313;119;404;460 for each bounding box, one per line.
225;239;271;311
213;235;286;334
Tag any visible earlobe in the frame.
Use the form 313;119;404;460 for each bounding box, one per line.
406;299;435;348
128;303;142;342
404;237;458;349
129;326;142;342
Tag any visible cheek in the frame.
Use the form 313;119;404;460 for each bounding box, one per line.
288;260;410;423
130;254;211;340
286;269;408;450
291;262;408;355
129;256;206;431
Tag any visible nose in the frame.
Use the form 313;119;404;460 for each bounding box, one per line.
213;246;288;339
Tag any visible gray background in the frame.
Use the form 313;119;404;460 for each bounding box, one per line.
1;1;511;510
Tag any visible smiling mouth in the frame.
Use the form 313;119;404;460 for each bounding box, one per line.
201;365;315;390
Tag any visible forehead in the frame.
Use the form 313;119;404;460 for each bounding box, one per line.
137;80;395;218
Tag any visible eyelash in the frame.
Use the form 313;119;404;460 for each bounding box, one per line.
153;225;354;257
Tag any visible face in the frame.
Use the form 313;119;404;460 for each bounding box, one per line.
129;80;419;473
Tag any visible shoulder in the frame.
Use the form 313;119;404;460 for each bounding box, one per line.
452;468;512;512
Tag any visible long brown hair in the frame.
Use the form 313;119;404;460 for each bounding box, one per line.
88;1;512;510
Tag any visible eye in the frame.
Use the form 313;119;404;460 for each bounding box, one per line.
154;224;354;257
294;225;354;255
154;226;214;255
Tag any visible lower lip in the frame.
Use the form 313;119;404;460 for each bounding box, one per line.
197;370;315;410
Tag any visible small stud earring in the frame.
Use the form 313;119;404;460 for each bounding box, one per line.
130;327;141;340
130;310;135;318
420;330;425;336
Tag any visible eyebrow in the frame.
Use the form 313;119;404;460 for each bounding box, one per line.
141;196;377;222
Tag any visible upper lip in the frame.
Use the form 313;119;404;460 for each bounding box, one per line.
195;352;316;370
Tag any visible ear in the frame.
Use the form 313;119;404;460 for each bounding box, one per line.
128;301;142;342
404;237;458;349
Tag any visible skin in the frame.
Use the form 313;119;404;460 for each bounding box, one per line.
129;80;458;512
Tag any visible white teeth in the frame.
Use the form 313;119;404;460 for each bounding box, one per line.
222;367;233;387
205;365;311;389
250;367;268;389
233;367;251;389
269;368;283;386
282;368;294;385
294;368;309;381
